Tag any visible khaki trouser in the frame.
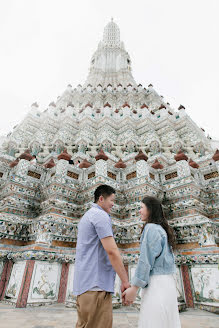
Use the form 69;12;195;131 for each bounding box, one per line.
76;291;113;328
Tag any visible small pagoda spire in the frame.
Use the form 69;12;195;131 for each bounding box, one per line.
95;149;108;161
19;149;33;161
67;102;74;107
151;159;163;169
115;158;127;168
85;103;93;108
174;150;188;162
141;103;148;109
58;149;71;161
10;158;19;168
79;159;92;169
44;159;56;168
104;102;111;108
49;101;56;107
122;102;130;108
189;158;199;169
135;150;148;162
212;149;219;161
31;102;39;108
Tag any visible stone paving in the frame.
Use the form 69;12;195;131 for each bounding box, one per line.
0;303;218;328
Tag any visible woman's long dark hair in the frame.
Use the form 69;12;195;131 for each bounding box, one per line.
141;196;176;249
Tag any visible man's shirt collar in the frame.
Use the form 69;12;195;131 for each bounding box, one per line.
91;203;111;218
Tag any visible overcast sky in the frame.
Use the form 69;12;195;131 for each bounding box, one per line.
0;0;218;139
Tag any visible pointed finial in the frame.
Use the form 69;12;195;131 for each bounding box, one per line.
111;17;113;22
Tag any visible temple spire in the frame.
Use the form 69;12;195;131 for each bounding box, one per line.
84;19;136;88
103;18;120;47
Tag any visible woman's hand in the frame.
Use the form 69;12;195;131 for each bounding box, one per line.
122;286;138;306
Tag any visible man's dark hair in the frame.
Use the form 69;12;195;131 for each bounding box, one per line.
94;185;115;203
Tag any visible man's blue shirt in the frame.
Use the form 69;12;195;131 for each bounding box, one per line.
73;203;116;296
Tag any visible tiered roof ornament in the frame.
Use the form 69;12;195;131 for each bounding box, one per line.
10;158;19;168
79;159;92;169
189;158;199;169
212;149;219;161
44;159;56;168
141;104;148;109
95;149;108;161
174;150;188;162
19;149;33;161
58;149;71;161
115;158;127;168
151;159;164;169
135;150;148;162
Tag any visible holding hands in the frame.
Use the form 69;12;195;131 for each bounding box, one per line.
122;285;138;306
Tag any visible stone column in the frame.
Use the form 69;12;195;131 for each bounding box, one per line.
176;160;191;178
56;159;69;179
14;159;30;177
136;160;149;178
95;159;107;177
16;260;35;308
58;263;70;303
181;265;194;308
0;260;13;300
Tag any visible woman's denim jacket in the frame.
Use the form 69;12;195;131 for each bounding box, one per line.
131;223;176;288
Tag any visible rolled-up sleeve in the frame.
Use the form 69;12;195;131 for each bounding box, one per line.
91;212;113;240
131;226;162;288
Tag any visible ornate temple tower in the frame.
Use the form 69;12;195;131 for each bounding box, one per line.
0;20;218;312
84;18;136;88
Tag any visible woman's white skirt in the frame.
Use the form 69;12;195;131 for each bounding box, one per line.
138;274;181;328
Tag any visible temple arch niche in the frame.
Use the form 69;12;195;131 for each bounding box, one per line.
6;141;17;157
53;140;65;154
149;140;161;155
125;140;136;153
29;141;41;156
101;139;112;153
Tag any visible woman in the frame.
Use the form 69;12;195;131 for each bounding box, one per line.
123;196;181;328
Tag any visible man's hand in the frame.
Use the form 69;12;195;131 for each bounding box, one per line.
121;281;131;305
121;281;131;293
101;237;129;290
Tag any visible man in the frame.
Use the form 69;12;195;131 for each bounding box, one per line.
73;184;130;328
